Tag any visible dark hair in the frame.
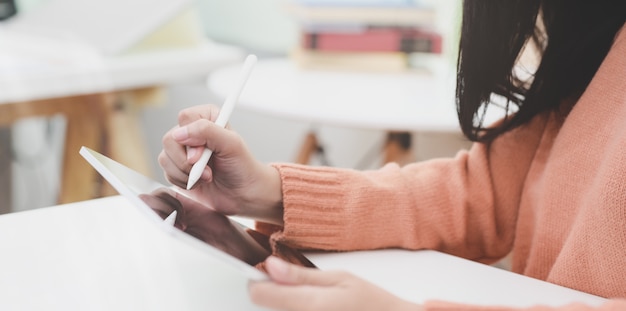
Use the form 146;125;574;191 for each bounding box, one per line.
456;0;626;142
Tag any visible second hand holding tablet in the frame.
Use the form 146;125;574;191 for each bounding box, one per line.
186;54;258;190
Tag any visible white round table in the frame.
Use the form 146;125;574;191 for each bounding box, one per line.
208;58;461;164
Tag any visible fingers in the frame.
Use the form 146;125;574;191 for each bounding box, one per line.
249;258;351;311
249;257;417;311
265;256;345;286
158;151;189;188
160;104;243;189
159;126;195;187
249;281;322;311
172;119;243;158
185;146;205;163
177;104;221;126
160;118;239;187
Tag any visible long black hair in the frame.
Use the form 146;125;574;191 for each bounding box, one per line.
456;0;626;142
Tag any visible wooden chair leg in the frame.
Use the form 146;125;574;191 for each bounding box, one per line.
99;91;155;197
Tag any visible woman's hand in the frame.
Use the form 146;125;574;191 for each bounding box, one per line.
249;256;422;311
158;104;284;225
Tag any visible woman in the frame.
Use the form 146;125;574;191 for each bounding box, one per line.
159;0;626;310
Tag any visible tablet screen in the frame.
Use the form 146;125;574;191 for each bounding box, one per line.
80;147;315;279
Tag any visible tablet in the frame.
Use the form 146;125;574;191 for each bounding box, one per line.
79;146;315;281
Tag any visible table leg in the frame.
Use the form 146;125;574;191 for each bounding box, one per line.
98;89;156;197
295;132;321;165
383;131;415;166
0;127;11;214
55;94;112;203
293;130;415;167
294;131;332;165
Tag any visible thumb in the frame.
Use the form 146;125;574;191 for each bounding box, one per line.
265;256;344;286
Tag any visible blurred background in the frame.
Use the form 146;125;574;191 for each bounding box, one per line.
0;0;469;213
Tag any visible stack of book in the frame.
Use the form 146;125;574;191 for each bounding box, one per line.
285;0;442;72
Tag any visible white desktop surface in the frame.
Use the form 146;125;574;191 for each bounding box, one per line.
0;196;262;310
0;28;245;103
208;58;461;132
308;251;605;308
0;195;606;310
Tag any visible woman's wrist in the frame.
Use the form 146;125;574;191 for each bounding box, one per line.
259;164;284;225
240;163;284;225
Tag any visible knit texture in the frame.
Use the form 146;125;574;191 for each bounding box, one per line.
270;25;626;311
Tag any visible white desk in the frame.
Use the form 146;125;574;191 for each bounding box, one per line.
0;195;606;310
209;58;459;133
208;58;460;165
0;30;245;103
0;29;244;204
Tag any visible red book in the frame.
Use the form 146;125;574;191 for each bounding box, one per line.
302;27;442;53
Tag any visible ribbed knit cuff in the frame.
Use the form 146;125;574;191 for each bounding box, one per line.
270;163;348;251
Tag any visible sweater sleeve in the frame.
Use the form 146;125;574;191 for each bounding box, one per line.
271;112;552;263
424;299;626;311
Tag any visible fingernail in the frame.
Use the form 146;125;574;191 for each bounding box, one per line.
267;256;289;277
172;127;188;141
186;147;197;160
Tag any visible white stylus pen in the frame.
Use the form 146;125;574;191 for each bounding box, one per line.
186;54;257;190
163;210;177;226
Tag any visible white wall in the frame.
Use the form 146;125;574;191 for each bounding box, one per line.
196;0;299;54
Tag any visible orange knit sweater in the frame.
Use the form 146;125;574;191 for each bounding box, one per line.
271;25;626;310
